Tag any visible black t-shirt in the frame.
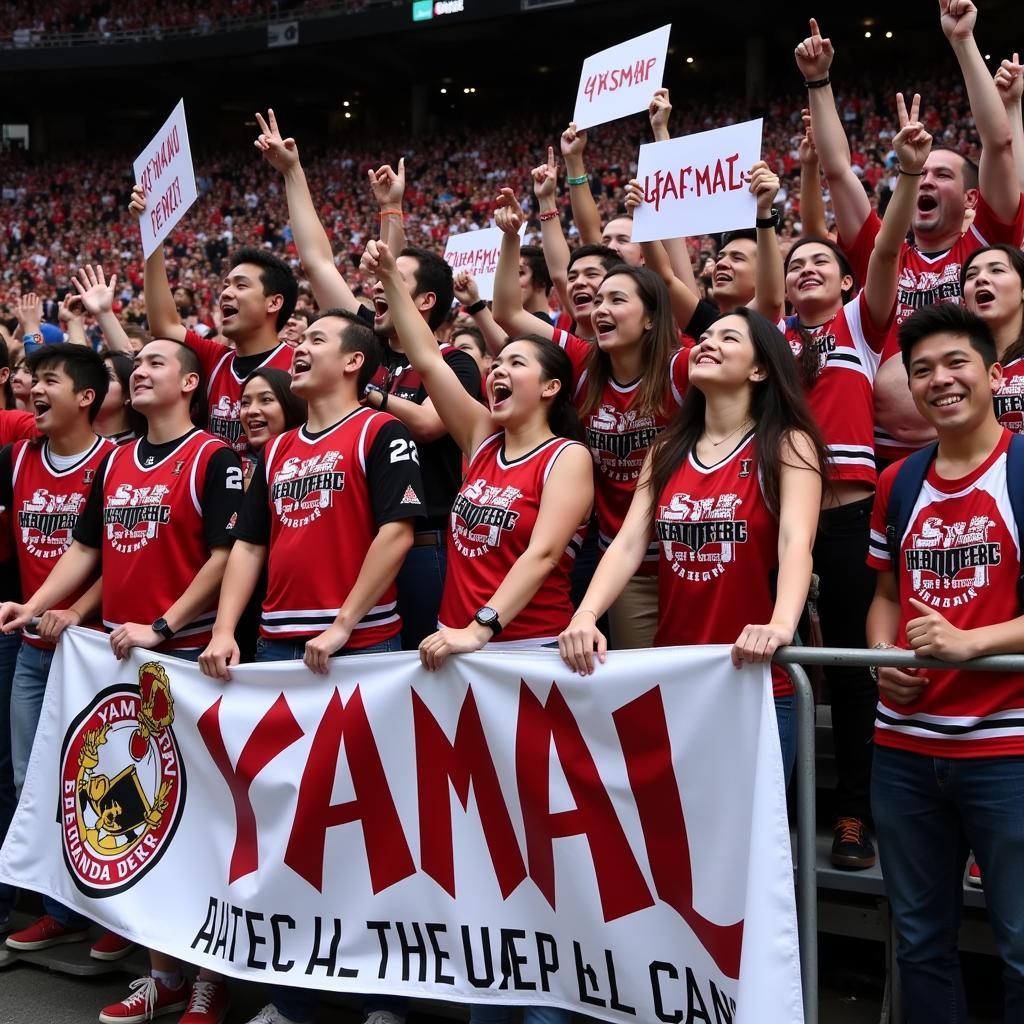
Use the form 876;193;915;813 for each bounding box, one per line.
231;418;423;544
74;432;242;551
230;350;271;380
685;298;721;340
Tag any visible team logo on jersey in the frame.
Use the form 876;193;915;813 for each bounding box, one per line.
655;491;747;582
271;451;345;528
738;459;752;478
789;331;837;367
994;376;1024;432
84;469;95;484
450;480;523;557
59;662;185;897
586;405;661;481
209;396;245;447
400;485;421;505
897;265;962;323
904;513;1001;607
18;488;87;560
103;483;172;553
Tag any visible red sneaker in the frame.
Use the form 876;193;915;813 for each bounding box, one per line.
90;930;138;961
179;979;229;1024
5;914;89;951
98;977;189;1024
968;859;983;888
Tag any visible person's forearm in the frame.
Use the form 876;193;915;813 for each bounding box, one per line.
376;393;445;444
67;578;102;623
770;543;813;634
564;151;602;245
866;590;901;647
334;524;412;633
494;230;539;336
483;546;576;629
752;224;785;322
807;84;853;177
662;237;700;298
381;271;447;374
283;163;356;311
161;547;230;634
143;247;183;336
800;158;829;237
380;206;406;254
210;541;266;636
864;169;920;327
1007;99;1024;191
26;542;100;616
576;532;649;620
469;306;508;358
952;33;1015;151
96;310;132;353
537;194;571;311
642;240;698;330
63;319;88;346
960;616;1024;659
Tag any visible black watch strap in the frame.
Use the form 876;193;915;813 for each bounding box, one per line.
152;617;175;641
756;208;780;230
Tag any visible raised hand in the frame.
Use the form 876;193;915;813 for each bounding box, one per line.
995;52;1024;104
748;160;781;216
794;17;834;81
368;158;406;208
649;87;672;139
623;179;645;215
71;264;118;316
128;183;147;218
938;0;977;41
494;187;524;234
453;271;481;307
360;238;398;280
798;108;818;164
893;92;933;174
15;292;41;333
531;146;558;201
58;295;84;324
254;108;300;174
560;121;587;160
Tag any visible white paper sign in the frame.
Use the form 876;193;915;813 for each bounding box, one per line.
572;25;672;131
132;99;198;259
0;630;803;1024
632;119;763;242
443;226;522;301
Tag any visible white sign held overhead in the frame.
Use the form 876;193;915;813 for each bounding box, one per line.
443;225;522;301
631;118;764;242
132;99;198;259
572;25;672;131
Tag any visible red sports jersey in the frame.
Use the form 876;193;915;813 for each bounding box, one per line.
994;357;1024;434
840;195;1024;459
0;409;37;567
184;328;293;466
97;432;230;649
245;408;424;646
653;433;792;698
783;291;888;486
11;436;111;648
552;327;688;572
867;431;1024;757
440;433;584;642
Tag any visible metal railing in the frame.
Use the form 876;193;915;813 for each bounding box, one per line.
774;646;1024;1024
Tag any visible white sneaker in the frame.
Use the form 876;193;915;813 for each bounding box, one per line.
364;1012;406;1024
245;1005;304;1024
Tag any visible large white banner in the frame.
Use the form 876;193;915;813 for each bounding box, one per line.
632;119;764;242
0;628;801;1023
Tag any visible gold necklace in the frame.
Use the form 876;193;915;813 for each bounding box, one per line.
703;419;752;447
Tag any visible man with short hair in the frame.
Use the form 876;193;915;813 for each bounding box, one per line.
867;301;1024;1021
519;244;554;320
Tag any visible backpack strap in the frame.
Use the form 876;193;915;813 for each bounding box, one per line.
884;442;939;594
1006;433;1024;608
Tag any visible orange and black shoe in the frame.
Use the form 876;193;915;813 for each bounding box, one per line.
831;816;876;870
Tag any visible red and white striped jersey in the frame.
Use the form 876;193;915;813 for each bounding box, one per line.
440;433;585;642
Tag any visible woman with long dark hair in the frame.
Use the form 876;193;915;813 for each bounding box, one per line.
364;238;593;675
492;188;687;650
94;350;146;444
560;309;828;780
962;243;1024;431
238;366;307;478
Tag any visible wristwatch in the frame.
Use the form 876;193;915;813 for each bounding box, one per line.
756;207;780;230
869;641;896;682
474;606;503;637
152;617;176;641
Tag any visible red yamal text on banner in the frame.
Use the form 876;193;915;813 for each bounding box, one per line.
583;58;658;103
642;154;749;213
138;125;182;195
446;247;498;276
150;178;185;236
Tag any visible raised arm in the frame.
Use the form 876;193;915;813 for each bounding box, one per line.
562;123;602;245
492;189;557;342
453;271;506;358
864;94;932;330
624;180;697;330
798;109;830;238
794;18;872;243
254;109;359;313
58;297;88;346
368;158;408;253
129;186;186;342
363;239;491;456
71;264;132;354
994;53;1024;192
532;148;572;314
940;1;1020;221
749;161;785;322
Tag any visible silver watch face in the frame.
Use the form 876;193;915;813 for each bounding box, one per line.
477;607;498;625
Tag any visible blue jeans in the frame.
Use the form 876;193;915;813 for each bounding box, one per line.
872;745;1024;1022
774;695;796;788
396;537;447;650
10;642;90;929
0;630;21;921
470;1005;572;1024
257;632;405;1023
